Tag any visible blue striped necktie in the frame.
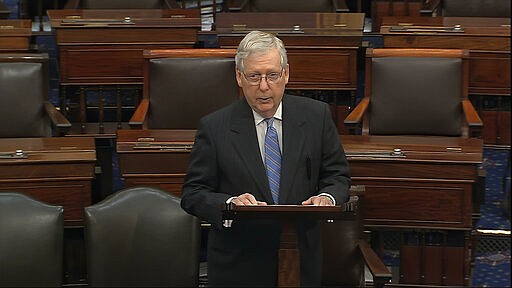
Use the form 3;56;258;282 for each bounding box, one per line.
264;117;281;204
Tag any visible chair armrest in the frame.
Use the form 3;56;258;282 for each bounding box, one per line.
129;98;149;129
334;0;350;12
462;99;483;138
344;97;370;125
462;99;483;127
420;0;441;16
44;101;71;136
358;239;392;288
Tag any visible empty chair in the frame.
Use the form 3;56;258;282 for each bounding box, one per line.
129;49;240;129
84;186;201;287
0;53;71;137
0;192;64;287
345;48;482;138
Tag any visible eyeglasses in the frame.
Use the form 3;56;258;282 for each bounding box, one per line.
241;69;284;86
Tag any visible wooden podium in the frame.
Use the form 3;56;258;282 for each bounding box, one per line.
222;203;352;287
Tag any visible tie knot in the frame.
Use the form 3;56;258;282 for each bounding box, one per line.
264;117;274;129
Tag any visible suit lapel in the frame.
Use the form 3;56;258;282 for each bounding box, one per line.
230;100;274;204
280;95;306;204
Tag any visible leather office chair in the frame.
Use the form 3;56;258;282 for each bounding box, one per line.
84;186;201;287
226;0;350;12
0;53;71;137
0;192;64;287
421;0;510;17
322;194;392;288
129;49;240;129
64;0;178;9
345;48;482;138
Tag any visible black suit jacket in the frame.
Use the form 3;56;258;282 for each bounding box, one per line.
181;94;351;286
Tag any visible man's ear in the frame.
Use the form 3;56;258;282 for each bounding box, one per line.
283;64;290;84
235;70;243;88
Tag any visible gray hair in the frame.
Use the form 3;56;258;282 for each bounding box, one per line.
235;30;288;72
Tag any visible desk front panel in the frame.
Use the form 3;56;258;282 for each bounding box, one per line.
118;152;188;197
117;131;482;231
56;26;198;85
0;137;96;227
218;35;360;90
0;179;92;227
59;44;195;85
0;19;31;51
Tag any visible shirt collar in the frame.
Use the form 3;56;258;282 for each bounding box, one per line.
253;101;283;126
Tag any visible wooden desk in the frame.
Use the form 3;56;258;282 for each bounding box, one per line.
48;9;201;85
344;134;482;286
343;134;482;230
213;12;365;91
47;9;201;134
0;137;96;227
118;129;482;230
380;16;511;145
117;129;195;196
117;129;482;286
380;16;510;96
0;19;32;51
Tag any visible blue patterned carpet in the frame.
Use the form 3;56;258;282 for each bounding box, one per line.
471;148;511;287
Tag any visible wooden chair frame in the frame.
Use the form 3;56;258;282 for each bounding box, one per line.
129;48;239;129
345;48;482;138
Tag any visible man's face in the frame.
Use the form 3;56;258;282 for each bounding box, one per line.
236;48;289;118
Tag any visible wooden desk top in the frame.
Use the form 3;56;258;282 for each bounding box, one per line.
380;16;510;50
215;12;365;36
48;9;201;28
0;136;96;163
0;20;32;51
117;129;483;164
341;135;483;164
117;129;196;153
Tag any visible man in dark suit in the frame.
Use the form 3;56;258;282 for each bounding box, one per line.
181;30;351;286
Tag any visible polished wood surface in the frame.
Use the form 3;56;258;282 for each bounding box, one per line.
116;129;195;196
342;134;482;229
0;19;32;51
224;203;352;287
0;137;96;226
380;16;511;96
117;129;482;286
212;12;365;90
117;130;482;229
47;9;201;85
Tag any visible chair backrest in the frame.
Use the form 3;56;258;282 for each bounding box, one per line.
442;0;510;17
0;53;51;137
365;48;468;136
322;196;364;286
85;186;201;287
0;192;63;287
78;0;173;9
144;49;240;129
240;0;337;12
